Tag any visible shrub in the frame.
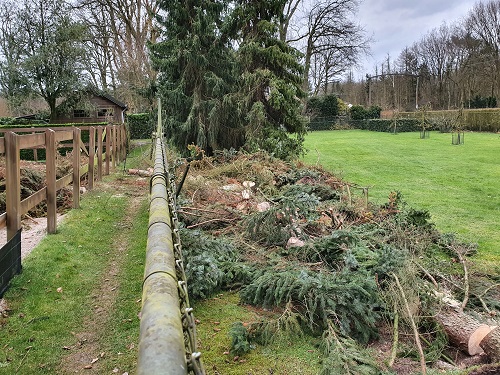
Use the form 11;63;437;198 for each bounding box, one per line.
127;113;154;139
349;105;381;120
307;94;340;131
349;118;432;133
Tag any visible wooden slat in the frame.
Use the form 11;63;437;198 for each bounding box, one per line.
80;163;89;176
20;188;47;216
19;133;46;149
0;138;4;154
0;212;6;229
105;126;111;175
46;130;57;233
88;127;95;190
97;126;103;180
55;130;73;142
6;132;21;240
56;173;73;190
72;128;81;209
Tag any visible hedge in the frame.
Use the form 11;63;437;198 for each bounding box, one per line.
397;109;500;132
349;118;434;133
308;116;337;131
127;113;154;139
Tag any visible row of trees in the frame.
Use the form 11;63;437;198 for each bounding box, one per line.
339;0;500;112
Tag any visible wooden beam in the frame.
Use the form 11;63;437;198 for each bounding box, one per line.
5;132;21;241
88;127;95;190
19;133;45;149
97;126;103;180
79;137;89;156
55;130;73;142
80;164;89;176
112;125;117;168
56;173;73;190
73;128;81;209
20;187;47;216
0;138;5;154
46;129;57;234
105;125;111;175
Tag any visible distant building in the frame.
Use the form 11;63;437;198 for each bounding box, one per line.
54;89;128;124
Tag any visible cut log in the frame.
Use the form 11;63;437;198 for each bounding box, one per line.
435;307;499;361
469;325;496;355
480;327;500;362
436;307;483;354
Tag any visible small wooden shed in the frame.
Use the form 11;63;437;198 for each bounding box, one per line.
54;90;128;124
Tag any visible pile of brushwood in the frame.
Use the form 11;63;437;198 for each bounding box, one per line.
0;154;74;217
173;150;499;375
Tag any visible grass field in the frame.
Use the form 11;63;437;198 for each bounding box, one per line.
303;130;500;266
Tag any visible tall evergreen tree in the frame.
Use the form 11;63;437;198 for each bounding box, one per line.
150;0;241;156
229;0;308;159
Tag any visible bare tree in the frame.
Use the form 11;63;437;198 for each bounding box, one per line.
74;0;159;111
285;0;370;94
0;0;28;108
465;0;500;99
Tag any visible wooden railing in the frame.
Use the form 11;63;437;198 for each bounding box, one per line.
0;124;127;241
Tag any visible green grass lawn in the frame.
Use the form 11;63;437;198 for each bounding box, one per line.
303;130;500;265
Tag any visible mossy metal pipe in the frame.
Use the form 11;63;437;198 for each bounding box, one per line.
137;102;187;374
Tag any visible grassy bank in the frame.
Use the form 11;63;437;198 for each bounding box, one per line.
303;130;500;265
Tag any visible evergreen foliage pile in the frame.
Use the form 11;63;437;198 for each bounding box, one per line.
174;151;495;374
240;267;380;343
180;228;252;299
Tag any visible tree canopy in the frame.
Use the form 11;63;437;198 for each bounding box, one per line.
0;0;87;121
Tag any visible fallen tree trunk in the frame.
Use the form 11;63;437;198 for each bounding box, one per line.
435;306;499;361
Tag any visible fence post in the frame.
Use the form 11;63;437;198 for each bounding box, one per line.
122;124;127;161
5;132;21;241
88;127;96;190
111;125;116;168
114;125;119;165
73;128;81;209
105;125;111;175
97;126;103;181
46;129;57;234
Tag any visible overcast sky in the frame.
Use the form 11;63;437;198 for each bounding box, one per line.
355;0;476;77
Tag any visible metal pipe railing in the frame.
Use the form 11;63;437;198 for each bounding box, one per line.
137;100;187;374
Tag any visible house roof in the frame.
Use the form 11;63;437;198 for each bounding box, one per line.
87;87;127;110
96;90;128;110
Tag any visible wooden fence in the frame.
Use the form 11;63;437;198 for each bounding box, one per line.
0;124;127;241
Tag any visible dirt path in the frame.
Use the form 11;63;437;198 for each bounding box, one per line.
56;178;147;374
